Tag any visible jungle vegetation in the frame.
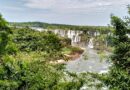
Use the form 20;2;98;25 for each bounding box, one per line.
0;6;130;90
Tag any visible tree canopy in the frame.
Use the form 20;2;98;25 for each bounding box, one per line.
100;7;130;90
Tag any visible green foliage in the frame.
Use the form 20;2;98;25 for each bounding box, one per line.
62;46;84;55
0;14;10;55
19;61;64;90
102;67;130;90
0;55;96;90
0;15;17;56
100;7;130;90
12;28;63;53
0;14;92;90
111;16;130;69
0;55;27;89
0;55;63;90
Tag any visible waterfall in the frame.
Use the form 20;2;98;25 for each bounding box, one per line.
49;29;82;44
67;30;81;43
54;29;58;34
88;38;94;48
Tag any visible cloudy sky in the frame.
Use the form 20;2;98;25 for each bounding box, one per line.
0;0;130;26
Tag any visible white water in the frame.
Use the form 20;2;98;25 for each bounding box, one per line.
52;29;83;45
88;38;94;49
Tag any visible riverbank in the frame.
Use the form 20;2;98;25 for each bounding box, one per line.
62;46;84;60
50;46;84;64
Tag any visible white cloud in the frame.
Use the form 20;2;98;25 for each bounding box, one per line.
22;0;130;16
24;0;130;11
24;0;111;9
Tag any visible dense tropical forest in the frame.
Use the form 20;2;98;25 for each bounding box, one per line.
0;5;130;90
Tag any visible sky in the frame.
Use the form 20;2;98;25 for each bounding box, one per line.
0;0;130;26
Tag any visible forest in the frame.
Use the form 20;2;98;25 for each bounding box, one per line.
0;5;130;90
10;22;112;32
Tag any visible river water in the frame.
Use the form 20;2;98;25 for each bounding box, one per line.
66;47;110;73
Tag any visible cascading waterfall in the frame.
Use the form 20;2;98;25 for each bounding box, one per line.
49;29;82;44
88;38;94;48
66;30;81;43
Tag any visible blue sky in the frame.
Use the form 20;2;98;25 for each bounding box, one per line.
0;0;130;26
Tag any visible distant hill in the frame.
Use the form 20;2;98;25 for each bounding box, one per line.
9;22;112;31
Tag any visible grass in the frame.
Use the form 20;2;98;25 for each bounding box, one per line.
13;51;47;62
62;46;84;55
